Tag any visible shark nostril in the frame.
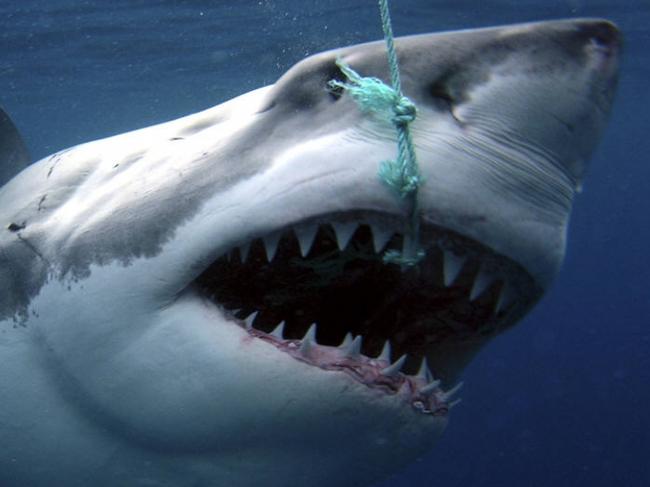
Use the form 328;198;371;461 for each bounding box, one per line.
579;20;621;50
428;81;464;123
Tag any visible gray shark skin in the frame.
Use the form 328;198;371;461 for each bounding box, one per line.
0;19;619;487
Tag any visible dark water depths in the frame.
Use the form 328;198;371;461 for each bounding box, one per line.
1;1;649;486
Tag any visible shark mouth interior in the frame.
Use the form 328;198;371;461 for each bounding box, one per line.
192;211;541;415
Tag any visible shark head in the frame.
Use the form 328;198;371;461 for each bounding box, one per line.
0;18;619;487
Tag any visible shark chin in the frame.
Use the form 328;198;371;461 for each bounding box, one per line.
0;18;618;487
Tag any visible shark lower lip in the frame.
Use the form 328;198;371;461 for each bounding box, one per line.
191;211;541;387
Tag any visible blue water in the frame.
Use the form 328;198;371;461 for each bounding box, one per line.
2;1;648;486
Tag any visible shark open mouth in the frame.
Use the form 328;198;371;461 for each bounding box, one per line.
192;211;541;414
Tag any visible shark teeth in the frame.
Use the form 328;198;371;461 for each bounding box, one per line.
369;223;394;253
470;266;497;301
238;316;461;416
228;218;520;316
380;354;407;377
299;323;318;353
204;214;530;418
331;222;358;250
448;398;462;409
233;218;397;263
263;232;282;261
244;311;258;329
239;242;251;262
343;335;363;358
339;332;354;348
270;321;285;339
415;358;430;381
443;250;466;286
438;382;463;403
420;380;441;395
377;341;392;362
294;222;319;257
495;282;516;313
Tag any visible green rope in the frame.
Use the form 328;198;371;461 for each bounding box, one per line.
328;0;424;267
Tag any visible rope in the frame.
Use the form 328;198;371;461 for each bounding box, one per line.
328;0;424;267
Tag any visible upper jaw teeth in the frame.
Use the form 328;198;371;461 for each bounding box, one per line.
241;218;398;263
369;223;394;252
230;218;519;316
331;221;358;250
443;250;465;286
263;232;282;261
239;242;251;261
470;264;497;301
295;223;318;257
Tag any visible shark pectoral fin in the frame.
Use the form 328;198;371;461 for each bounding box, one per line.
0;107;30;186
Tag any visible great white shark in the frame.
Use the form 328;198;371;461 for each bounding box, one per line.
0;18;619;487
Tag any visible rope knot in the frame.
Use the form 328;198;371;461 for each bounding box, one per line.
391;97;417;125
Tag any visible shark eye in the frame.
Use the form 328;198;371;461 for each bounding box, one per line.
429;81;455;107
428;80;465;123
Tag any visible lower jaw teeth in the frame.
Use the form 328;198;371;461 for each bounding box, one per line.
236;309;462;416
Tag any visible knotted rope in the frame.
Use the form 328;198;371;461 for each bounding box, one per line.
328;0;424;267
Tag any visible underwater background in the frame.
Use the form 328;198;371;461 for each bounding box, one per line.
1;1;648;486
